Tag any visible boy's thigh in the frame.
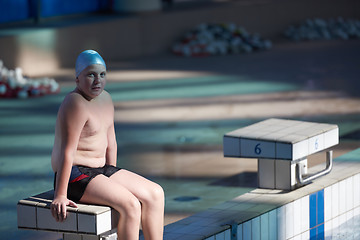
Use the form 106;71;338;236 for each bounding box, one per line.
109;169;162;200
80;174;136;207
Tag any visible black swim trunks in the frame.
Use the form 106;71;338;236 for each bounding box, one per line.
54;165;122;202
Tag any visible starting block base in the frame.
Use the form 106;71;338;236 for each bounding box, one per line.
258;158;308;190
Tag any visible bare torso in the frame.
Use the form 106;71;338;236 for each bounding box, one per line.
51;90;114;172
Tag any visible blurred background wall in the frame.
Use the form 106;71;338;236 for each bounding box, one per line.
0;0;359;76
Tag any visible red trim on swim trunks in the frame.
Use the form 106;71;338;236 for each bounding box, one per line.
70;174;89;183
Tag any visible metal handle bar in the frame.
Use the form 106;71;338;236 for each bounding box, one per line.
296;150;333;185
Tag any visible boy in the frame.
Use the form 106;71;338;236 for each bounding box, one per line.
51;50;164;240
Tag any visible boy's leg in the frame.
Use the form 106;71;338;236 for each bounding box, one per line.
80;174;141;240
109;170;165;240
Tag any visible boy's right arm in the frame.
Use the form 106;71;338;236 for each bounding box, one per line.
51;95;88;222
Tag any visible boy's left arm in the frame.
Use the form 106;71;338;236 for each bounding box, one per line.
106;123;117;166
106;94;117;166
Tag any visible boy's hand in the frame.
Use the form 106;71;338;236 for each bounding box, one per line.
51;195;78;222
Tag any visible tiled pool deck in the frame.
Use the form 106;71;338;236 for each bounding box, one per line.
1;40;360;239
160;149;360;239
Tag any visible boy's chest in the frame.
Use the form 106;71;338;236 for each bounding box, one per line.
81;104;112;137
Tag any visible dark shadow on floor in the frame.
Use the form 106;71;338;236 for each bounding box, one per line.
209;171;258;188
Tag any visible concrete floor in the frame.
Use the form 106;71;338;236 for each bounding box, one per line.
1;39;360;239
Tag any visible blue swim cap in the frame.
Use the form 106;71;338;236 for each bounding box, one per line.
75;50;106;77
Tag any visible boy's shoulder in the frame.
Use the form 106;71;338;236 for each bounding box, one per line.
64;91;86;105
60;91;88;114
100;90;112;101
97;90;114;106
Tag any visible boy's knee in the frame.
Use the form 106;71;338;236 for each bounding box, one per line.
145;183;165;204
121;197;141;219
154;183;165;201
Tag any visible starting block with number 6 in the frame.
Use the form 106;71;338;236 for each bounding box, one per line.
223;118;339;190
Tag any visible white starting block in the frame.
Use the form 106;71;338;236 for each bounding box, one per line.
223;118;339;190
17;190;118;240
